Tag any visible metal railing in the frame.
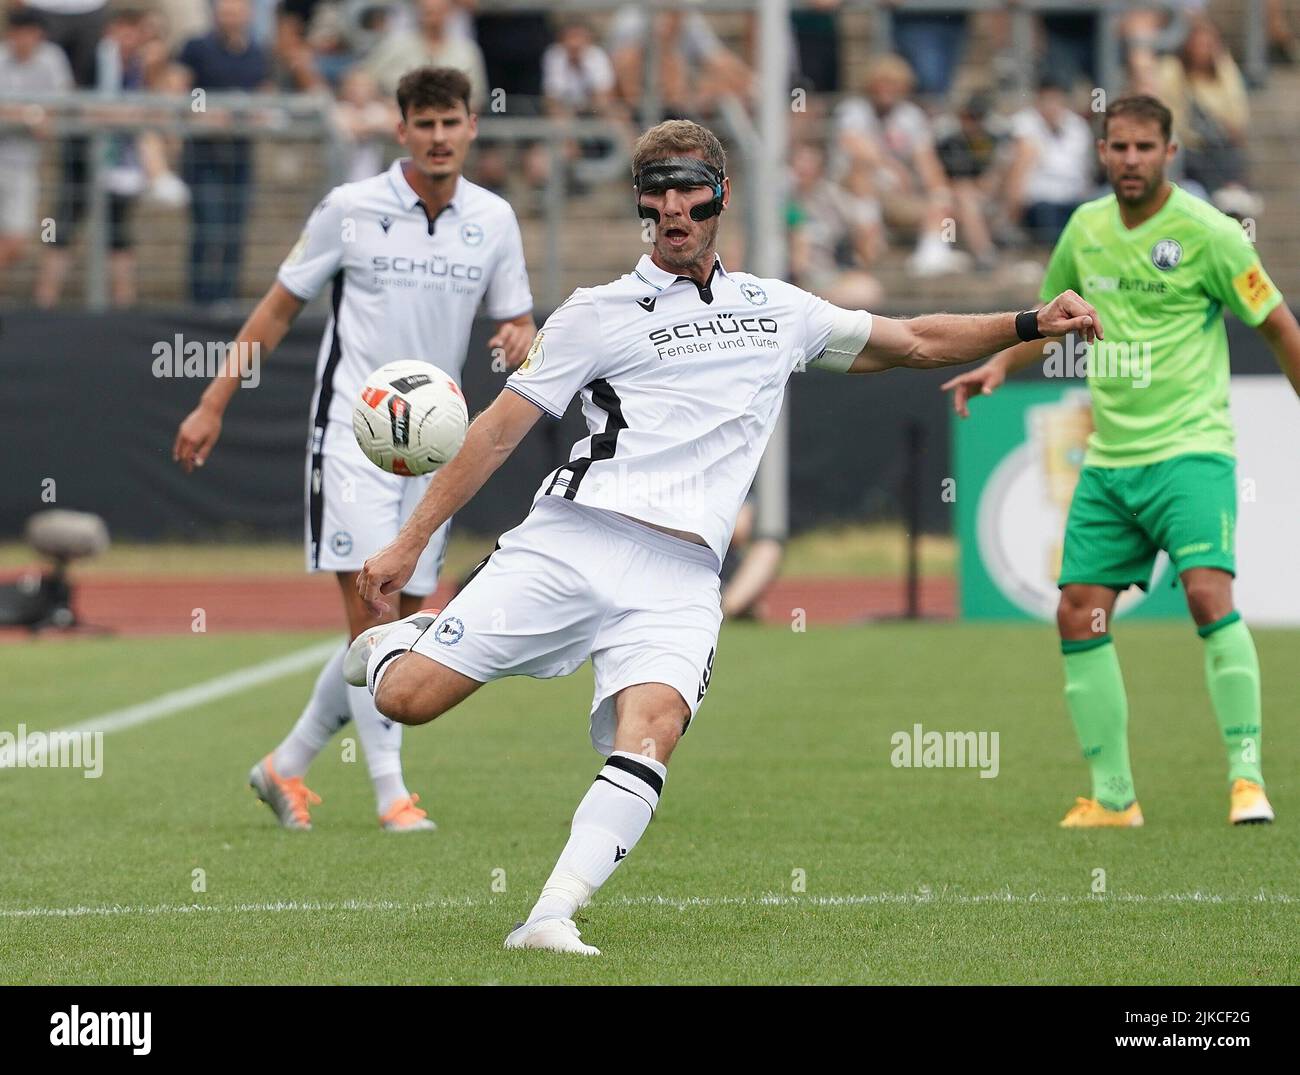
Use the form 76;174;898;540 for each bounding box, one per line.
0;91;343;310
0;92;631;311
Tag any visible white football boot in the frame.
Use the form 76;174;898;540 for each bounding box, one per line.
504;918;601;956
343;609;441;688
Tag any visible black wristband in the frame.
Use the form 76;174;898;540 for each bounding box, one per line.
1015;309;1044;341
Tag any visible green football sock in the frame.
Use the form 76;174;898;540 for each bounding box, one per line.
1061;636;1135;810
1199;612;1263;786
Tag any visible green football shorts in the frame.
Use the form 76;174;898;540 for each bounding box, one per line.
1059;452;1237;591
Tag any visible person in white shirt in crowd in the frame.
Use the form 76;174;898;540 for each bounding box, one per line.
543;16;616;116
834;53;966;278
365;0;485;104
541;16;633;191
1004;72;1096;244
0;9;73;281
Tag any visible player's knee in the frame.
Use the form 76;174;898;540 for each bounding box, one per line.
639;709;686;756
1183;576;1232;626
1056;589;1104;639
618;693;689;760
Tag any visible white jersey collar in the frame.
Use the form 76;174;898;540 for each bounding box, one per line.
632;253;730;294
388;158;465;216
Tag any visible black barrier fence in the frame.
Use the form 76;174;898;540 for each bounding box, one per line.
0;309;1287;544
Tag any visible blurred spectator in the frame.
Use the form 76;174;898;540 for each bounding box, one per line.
152;0;212;54
468;8;550;200
447;0;476;44
541;18;629;190
334;64;395;182
1005;75;1093;245
1157;17;1259;218
0;10;72;282
889;6;969;100
721;496;783;622
1122;2;1207;91
934;90;1007;270
177;0;272;307
364;0;486;106
474;5;547;103
1267;0;1298;64
35;5;178;308
834;53;965;277
258;0;328;48
1041;12;1097;88
301;2;360;87
271;4;327;91
543;18;615;116
608;6;751;121
19;0;108;85
22;1;106;307
354;3;394;39
787;141;883;310
791;0;841;94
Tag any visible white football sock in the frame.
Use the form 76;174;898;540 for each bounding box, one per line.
347;683;411;815
526;751;667;926
272;642;350;778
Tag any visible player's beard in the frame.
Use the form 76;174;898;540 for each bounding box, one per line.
1112;168;1163;207
655;216;719;274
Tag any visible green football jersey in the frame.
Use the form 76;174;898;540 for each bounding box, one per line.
1039;183;1283;467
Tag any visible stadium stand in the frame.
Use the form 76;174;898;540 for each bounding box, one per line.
0;0;1297;310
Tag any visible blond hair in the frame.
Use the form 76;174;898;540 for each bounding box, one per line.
864;53;916;93
632;120;726;176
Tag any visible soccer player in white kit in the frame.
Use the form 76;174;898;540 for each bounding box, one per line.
348;120;1103;951
172;68;535;832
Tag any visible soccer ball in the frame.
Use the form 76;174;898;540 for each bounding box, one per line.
352;360;469;476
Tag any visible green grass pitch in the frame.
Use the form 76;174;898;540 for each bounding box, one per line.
1;623;1296;984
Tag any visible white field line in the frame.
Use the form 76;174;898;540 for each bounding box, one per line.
0;640;339;769
1;891;1295;919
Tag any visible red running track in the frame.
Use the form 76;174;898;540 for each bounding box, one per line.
0;574;955;638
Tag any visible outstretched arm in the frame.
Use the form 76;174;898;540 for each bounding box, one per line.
940;338;1053;418
847;290;1103;374
1255;301;1300;399
357;389;543;614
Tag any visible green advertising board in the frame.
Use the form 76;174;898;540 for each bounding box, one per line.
955;382;1185;621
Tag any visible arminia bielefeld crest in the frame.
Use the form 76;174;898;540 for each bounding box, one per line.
1150;238;1182;270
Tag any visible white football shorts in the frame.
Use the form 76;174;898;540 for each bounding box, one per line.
305;419;449;596
408;496;723;755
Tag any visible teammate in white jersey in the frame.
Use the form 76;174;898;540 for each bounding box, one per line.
346;120;1102;953
172;68;535;832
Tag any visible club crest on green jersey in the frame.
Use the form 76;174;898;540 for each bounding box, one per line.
1150;238;1183;270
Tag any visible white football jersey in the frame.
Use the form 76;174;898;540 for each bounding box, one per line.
278;158;533;449
505;254;868;567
